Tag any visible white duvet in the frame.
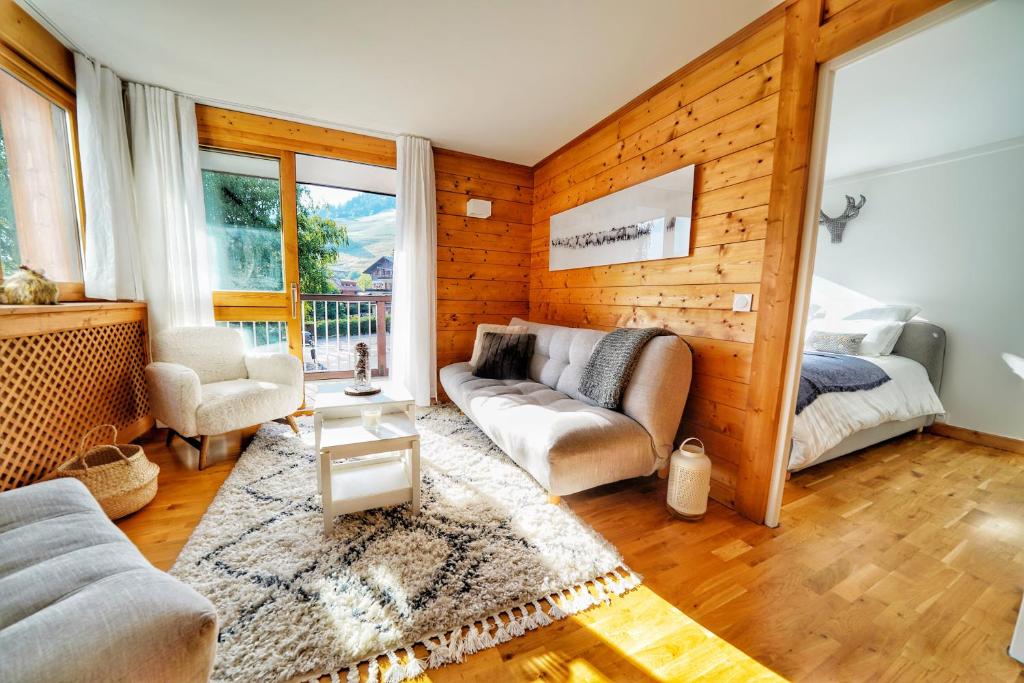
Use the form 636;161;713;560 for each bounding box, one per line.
789;354;945;471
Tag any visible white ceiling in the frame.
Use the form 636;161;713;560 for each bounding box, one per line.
20;0;777;166
825;0;1024;180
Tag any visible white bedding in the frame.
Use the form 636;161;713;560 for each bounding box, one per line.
789;354;945;471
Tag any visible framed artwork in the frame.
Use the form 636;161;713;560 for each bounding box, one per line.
548;165;694;271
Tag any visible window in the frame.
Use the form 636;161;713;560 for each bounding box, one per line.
200;149;283;291
294;153;396;296
216;320;288;354
0;68;81;281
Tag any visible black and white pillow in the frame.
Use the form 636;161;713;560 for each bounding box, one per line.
472;332;536;380
807;330;865;355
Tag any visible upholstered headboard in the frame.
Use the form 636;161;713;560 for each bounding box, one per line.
892;321;946;393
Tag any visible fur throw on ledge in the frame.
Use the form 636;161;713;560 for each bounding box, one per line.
0;265;60;305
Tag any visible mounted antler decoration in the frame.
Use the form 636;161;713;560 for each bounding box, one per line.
819;194;866;244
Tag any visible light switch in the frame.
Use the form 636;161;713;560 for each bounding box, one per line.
732;293;753;312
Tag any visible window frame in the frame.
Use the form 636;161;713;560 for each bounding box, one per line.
195;105;397;368
0;41;86;301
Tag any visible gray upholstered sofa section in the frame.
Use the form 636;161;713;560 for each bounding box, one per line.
0;478;217;683
440;318;692;496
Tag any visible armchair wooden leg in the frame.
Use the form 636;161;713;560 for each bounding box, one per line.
286;414;300;434
547;494;561;505
198;436;210;471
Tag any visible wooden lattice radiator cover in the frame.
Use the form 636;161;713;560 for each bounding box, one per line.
0;303;152;491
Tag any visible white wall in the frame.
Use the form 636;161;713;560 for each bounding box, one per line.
812;142;1024;440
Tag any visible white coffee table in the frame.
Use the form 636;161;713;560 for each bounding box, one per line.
313;380;416;422
313;381;420;534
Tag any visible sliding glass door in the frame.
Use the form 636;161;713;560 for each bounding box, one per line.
294;153;396;379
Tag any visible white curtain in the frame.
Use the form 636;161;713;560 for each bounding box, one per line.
74;53;143;300
391;136;437;406
127;84;213;334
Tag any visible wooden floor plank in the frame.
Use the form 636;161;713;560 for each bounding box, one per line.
118;426;1024;681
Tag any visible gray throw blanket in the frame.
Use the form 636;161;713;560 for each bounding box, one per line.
578;327;670;410
796;351;891;414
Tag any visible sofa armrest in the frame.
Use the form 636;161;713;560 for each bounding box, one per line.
245;352;303;389
621;336;693;463
145;362;202;436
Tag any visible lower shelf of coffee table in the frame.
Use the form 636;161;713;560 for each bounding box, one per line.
326;457;413;516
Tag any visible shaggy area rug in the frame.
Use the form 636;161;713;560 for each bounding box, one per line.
171;405;640;683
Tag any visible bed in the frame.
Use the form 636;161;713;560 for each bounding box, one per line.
788;320;947;471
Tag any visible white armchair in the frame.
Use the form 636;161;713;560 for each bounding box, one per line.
145;326;303;469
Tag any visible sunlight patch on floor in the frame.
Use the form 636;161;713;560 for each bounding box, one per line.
418;585;785;682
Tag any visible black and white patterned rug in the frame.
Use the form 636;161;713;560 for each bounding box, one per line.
171;405;639;683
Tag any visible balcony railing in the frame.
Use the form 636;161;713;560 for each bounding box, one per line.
301;294;391;379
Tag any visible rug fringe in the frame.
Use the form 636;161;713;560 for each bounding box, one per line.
327;567;641;683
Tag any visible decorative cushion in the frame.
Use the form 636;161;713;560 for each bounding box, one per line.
473;332;536;380
469;324;527;368
808;330;866;355
806;318;904;356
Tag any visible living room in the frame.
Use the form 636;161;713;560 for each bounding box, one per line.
1;1;1022;681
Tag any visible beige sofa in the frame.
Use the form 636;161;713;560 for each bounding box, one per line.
439;318;692;497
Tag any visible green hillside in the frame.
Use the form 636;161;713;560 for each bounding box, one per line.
319;193;396;279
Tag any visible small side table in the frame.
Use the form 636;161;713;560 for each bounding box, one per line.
313;381;421;535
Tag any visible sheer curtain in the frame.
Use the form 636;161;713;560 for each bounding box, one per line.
391;136;437;406
126;84;213;333
74;53;143;301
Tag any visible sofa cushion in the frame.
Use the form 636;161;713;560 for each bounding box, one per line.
510;317;605;402
512;318;692;460
0;478;217;683
440;363;658;495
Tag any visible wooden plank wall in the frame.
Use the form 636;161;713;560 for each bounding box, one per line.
529;14;786;507
434;149;534;386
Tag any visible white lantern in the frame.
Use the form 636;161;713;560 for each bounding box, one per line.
667;437;711;520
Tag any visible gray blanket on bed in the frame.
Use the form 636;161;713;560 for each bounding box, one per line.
797;352;891;414
579;327;670;410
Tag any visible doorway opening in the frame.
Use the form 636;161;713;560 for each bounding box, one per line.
765;0;1024;525
295;154;397;379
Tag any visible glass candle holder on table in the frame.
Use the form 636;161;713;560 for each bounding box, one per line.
361;406;382;431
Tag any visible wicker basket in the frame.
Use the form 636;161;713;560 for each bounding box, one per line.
55;425;160;520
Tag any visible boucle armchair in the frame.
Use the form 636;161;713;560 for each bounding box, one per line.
145;326;303;469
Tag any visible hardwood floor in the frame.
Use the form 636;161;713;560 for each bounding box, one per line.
118;426;1024;682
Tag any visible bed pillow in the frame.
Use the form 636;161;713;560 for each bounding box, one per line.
857;320;905;355
807;331;866;355
472;332;536;380
844;304;921;323
469;323;527;368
